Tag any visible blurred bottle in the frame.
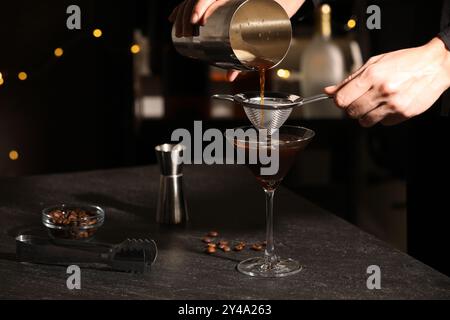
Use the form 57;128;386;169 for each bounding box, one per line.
299;4;345;119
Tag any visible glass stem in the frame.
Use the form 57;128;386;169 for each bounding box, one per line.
264;189;277;266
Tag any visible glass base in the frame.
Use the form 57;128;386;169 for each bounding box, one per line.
237;257;302;278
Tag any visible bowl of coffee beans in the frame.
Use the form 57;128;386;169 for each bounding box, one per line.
42;204;105;240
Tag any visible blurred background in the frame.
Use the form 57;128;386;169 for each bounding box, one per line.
1;0;444;254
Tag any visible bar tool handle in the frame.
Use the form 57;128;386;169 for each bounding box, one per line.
16;235;110;265
301;94;332;106
212;94;235;102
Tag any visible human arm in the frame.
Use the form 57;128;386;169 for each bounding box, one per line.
324;37;450;127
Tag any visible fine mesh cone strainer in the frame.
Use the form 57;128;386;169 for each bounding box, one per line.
212;92;331;131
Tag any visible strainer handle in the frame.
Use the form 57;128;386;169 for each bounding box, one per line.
302;94;332;106
212;94;235;102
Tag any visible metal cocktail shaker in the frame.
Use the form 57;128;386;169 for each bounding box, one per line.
171;0;292;71
155;144;188;225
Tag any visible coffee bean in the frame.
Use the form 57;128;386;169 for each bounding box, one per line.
207;231;219;237
238;241;246;248
48;207;98;240
207;243;217;248
218;240;229;246
222;246;231;252
79;231;89;238
205;246;216;254
252;243;263;251
234;244;244;252
52;210;63;219
202;237;213;244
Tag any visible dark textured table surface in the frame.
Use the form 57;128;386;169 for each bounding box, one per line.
0;165;449;300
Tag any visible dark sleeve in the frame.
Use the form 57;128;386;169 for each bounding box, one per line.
439;27;450;50
439;0;450;50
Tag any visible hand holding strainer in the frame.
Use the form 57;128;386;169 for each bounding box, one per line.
212;92;332;131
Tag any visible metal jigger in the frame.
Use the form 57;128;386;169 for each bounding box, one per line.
155;144;188;225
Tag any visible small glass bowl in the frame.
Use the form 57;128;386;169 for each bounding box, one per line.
42;204;105;240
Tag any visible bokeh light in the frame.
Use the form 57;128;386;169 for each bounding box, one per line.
130;44;141;54
54;47;64;57
277;69;291;79
9;150;19;161
347;19;356;29
93;29;103;38
18;72;28;81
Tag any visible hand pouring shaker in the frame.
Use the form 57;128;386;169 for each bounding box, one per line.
155;144;188;225
171;0;292;71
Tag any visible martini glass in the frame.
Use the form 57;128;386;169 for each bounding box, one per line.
226;125;315;277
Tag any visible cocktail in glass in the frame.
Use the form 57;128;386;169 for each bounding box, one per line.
226;125;315;277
